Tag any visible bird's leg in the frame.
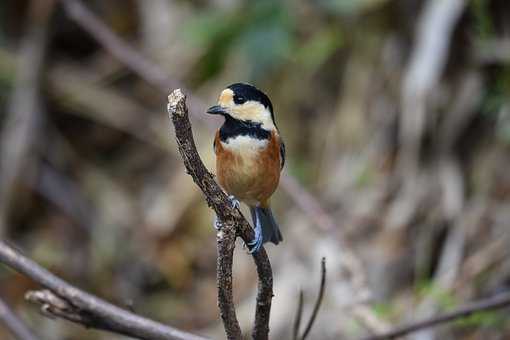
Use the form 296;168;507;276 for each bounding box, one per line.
247;207;263;253
227;195;240;209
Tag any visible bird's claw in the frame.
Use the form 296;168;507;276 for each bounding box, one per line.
213;216;223;230
228;195;240;209
247;230;263;254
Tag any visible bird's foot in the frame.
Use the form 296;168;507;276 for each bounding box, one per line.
247;226;263;254
227;195;240;209
213;216;223;230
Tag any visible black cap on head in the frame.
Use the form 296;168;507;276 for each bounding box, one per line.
227;83;275;122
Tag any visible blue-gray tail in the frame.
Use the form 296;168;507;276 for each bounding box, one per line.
250;206;283;245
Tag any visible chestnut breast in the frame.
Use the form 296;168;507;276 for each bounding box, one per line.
215;131;281;206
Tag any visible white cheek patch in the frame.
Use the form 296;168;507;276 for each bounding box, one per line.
230;102;275;130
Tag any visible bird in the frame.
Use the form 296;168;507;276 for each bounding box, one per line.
207;83;285;253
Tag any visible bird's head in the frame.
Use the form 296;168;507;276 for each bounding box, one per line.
207;83;276;129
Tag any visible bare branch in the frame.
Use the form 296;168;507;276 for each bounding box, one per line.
300;258;326;340
291;258;327;340
0;295;38;340
292;291;304;340
362;291;510;340
0;240;208;340
61;0;176;92
167;89;273;340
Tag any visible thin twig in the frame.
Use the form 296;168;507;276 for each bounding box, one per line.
0;240;208;340
61;0;177;92
0;296;38;340
300;257;326;340
362;291;510;340
60;0;207;121
167;89;273;340
292;291;304;340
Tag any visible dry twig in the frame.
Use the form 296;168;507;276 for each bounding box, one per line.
0;240;208;340
292;292;304;340
293;257;326;340
61;0;207;120
167;89;273;340
362;291;510;340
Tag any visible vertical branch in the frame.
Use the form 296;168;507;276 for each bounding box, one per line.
216;224;243;339
300;258;326;340
292;291;304;340
167;90;273;340
251;248;273;340
292;258;327;340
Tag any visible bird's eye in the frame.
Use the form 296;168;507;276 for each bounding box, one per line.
233;95;246;105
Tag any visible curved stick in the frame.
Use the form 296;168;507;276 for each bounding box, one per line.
167;90;273;340
292;258;327;340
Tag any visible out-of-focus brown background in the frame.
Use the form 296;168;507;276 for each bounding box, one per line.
1;0;510;339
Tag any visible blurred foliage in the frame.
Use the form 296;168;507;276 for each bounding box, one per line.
186;0;294;83
471;0;494;39
316;0;389;15
454;309;506;329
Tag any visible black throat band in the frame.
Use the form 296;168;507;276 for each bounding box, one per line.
219;115;271;142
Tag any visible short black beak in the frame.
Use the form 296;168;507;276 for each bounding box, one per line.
207;105;227;115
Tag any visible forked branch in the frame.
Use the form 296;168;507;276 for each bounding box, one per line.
167;89;273;340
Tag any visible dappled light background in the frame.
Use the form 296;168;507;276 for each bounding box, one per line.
1;0;510;339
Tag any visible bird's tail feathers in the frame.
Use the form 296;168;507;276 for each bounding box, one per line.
250;206;283;245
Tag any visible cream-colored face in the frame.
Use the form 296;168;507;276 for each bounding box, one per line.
218;89;274;129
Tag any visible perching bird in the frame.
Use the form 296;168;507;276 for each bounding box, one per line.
207;83;285;253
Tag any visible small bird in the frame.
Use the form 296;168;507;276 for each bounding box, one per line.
207;83;285;253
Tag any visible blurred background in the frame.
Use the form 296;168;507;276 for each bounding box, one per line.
1;0;510;339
